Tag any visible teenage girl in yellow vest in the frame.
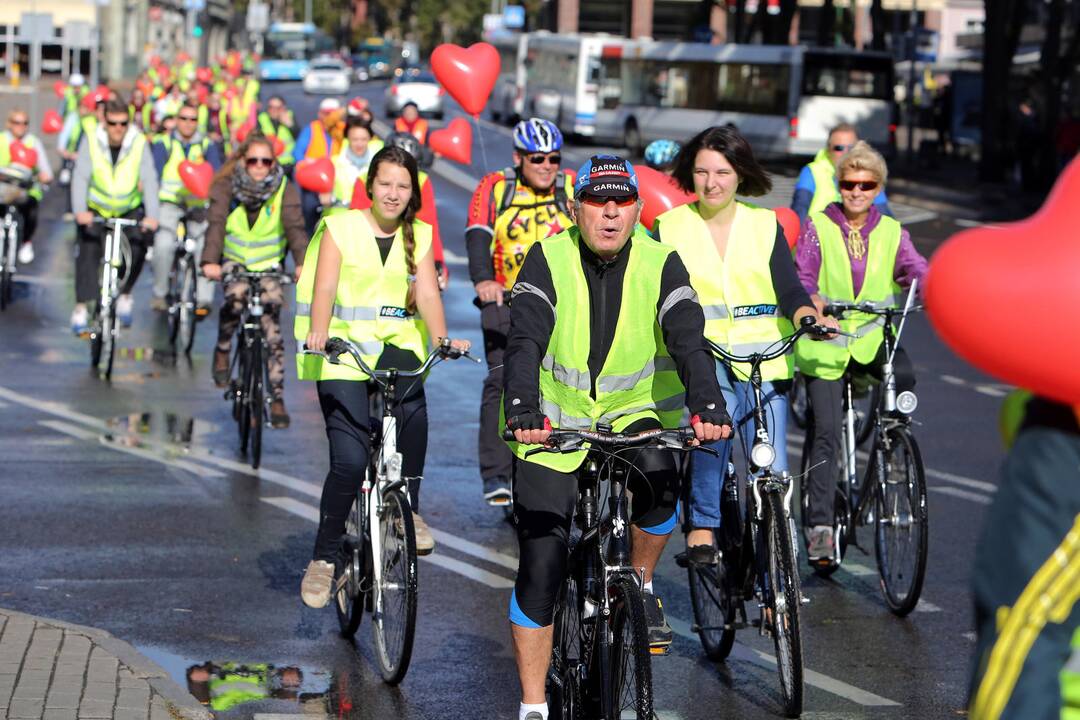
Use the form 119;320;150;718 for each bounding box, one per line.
654;126;836;565
201;135;309;429
794;141;926;561
296;146;470;609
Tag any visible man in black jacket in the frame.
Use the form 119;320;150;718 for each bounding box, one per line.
503;155;732;720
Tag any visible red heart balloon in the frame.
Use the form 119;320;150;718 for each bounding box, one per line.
634;165;696;230
295;157;335;194
41;109;63;135
53;80;66;98
9;141;37;169
178;160;213;200
774;206;801;250
926;155;1080;404
196;67;213;85
430;43;501;117
428;117;473;165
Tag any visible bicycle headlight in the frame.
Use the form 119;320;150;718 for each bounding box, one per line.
896;391;918;415
750;442;776;469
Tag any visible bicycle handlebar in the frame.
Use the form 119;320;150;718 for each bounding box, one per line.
708;316;840;366
502;425;704;456
302;336;479;382
824;301;924;318
220;269;295;286
89;216;142;228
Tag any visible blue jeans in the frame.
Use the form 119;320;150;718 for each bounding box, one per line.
690;365;790;529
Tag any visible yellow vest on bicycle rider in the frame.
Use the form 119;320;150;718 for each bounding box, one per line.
0;132;45;201
505;228;685;473
158;135;209;207
794;211;903;381
657;201;794;382
294;209;432;382
807;149;841;216
222;178;288;272
87;131;147;218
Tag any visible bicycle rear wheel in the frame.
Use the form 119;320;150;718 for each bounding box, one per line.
372;487;417;684
177;259;197;354
605;574;653;720
335;495;367;638
873;427;928;616
687;549;736;661
166;255;181;349
237;345;251;453
549;570;583;720
248;340;264;470
765;490;804;718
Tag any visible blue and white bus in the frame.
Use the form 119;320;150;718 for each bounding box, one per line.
258;22;334;81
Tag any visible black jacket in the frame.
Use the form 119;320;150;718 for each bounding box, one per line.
503;233;726;423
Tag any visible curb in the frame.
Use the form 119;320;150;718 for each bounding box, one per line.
1;608;212;720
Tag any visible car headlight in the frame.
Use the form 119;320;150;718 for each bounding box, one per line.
750;442;776;469
896;391;918;415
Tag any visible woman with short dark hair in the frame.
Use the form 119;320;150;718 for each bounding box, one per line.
657;125;836;563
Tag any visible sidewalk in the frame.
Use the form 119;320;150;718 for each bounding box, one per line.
0;608;210;720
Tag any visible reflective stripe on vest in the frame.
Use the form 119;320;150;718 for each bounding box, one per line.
223;179;288;271
87;131;147;218
507;229;685;473
159;136;208;205
657;201;794;382
294;210;432;382
794;212;902;381
807;149;840;215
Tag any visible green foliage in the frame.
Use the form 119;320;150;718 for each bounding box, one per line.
413;0;489;52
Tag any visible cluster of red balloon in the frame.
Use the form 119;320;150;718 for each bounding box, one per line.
178;160;213;199
7;142;37;170
925;155;1080;407
426;43;502;166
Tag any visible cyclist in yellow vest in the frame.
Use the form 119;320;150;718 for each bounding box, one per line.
969;395;1080;720
256;95;296;170
0;109;54;265
150;100;225;315
794;141;926;561
70;98;160;335
201;135;308;428
504;155;732;717
792;122;894;224
654;126;835;566
317;116;378;216
295;145;471;607
466;118;575;506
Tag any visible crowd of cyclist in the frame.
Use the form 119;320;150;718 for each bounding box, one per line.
4;48;1068;720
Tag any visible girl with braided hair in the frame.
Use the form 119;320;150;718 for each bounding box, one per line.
294;145;471;609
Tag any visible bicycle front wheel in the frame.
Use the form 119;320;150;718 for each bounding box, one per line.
174;258;197;355
605;574;653;720
765;490;804;718
98;305;116;380
248;340;264;470
873;427;928;616
0;234;11;311
372;488;417;684
549;570;582;720
687;550;736;661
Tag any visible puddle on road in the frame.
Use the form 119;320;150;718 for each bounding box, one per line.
137;645;362;717
101;411;217;452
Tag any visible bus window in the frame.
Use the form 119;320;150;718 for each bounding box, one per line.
716;63;789;116
802;53;893;100
599;56;621;110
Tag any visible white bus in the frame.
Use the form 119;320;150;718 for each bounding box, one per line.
520;32;633;138
486;31;529;125
593;42;896;158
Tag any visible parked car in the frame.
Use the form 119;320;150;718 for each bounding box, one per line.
385;70;444;119
302;59;350;95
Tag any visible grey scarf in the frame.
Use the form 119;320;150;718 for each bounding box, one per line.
232;164;284;210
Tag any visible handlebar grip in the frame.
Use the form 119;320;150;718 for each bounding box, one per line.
823;304;838;317
502;429;516;441
799;314;818;327
323;337;348;363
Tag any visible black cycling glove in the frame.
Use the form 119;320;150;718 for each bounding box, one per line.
506;410;549;432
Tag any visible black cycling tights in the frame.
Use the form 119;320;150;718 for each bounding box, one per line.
312;353;428;562
512;418;679;627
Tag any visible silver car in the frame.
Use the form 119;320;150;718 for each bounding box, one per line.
303;59;350;95
385;70;444;119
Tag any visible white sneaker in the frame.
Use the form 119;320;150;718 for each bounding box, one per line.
116;294;134;327
16;242;33;265
412;513;435;555
70;305;89;335
300;560;335;609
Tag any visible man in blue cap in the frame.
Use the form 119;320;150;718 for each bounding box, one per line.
501;154;732;720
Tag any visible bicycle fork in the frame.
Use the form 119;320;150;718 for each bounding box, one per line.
369;414;404;620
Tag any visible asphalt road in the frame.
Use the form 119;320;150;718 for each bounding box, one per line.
0;80;1011;719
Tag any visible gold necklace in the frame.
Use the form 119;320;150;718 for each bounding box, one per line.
846;218;867;260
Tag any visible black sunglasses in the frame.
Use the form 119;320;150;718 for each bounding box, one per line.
526;153;561;165
245;157;274;168
177;115;198;121
831;144;854;153
106;119;129;127
839;180;878;191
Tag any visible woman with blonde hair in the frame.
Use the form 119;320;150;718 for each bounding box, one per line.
794;140;928;562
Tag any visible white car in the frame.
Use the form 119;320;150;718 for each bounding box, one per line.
385;70;444;119
302;59;350;95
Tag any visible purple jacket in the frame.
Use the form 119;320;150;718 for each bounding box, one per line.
795;203;927;298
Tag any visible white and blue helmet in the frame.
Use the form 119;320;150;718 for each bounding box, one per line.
513;118;564;153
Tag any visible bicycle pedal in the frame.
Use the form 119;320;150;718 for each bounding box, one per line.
649;645;671;656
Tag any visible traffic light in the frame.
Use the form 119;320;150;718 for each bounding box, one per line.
193;25;203;37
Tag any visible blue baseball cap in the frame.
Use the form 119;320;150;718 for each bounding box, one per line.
573;155;639;199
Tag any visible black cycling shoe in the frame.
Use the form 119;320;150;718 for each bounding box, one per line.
483;476;512;507
643;592;673;649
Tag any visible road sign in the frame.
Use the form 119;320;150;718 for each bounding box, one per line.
247;2;269;33
503;5;525;28
483;13;504;32
19;13;53;43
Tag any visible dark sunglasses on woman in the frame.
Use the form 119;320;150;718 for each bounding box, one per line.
245;157;274;168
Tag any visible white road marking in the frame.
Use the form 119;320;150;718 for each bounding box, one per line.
940;374;966;386
428;527;519;572
974;385;1007;398
841;562;878;578
929;486;993;505
39;420;226;479
914;601;943;613
262;496;318;522
666;615;900;706
963;631;977;642
441;248;470;266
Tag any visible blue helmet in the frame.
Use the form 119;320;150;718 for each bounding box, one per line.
513;118;564;153
643;139;681;170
